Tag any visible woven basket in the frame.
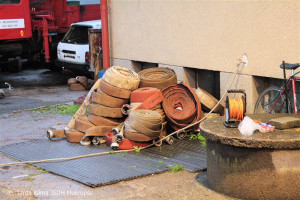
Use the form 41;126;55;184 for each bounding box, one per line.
195;88;224;115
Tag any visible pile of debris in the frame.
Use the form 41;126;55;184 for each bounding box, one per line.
48;66;224;150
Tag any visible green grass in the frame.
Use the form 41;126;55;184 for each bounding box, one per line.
23;165;31;169
22;177;35;182
31;104;80;115
171;165;183;172
28;173;37;177
134;146;142;153
189;132;206;147
35;166;49;173
57;104;80;115
166;164;183;172
41;170;50;173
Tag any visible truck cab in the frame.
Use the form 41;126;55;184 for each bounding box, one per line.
56;20;101;73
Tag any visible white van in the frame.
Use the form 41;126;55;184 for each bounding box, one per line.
56;20;101;72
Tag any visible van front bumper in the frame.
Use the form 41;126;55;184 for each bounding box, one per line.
55;59;90;72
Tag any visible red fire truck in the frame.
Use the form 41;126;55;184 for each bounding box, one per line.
0;0;100;72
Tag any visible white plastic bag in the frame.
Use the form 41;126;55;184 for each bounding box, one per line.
238;116;260;136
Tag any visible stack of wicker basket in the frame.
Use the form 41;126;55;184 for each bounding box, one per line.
78;66;140;145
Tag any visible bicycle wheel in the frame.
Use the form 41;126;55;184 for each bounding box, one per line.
254;86;291;114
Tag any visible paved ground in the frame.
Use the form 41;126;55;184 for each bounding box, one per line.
0;68;233;199
0;86;87;114
0;69;86;114
0;69;74;88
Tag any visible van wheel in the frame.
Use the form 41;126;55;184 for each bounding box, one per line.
87;71;94;79
9;57;22;73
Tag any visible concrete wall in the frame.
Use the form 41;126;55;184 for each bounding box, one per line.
108;0;299;113
108;0;299;79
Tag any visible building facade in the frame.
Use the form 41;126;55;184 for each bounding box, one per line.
107;0;300;113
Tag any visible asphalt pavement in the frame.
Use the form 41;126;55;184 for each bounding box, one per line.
0;69;87;114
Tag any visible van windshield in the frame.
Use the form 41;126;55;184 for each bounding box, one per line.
61;25;91;44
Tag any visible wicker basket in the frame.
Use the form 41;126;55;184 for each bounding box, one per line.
195;88;224;115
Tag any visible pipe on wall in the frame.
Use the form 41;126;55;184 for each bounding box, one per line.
42;18;50;62
101;0;110;68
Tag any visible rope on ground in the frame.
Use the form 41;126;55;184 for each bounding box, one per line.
0;67;241;167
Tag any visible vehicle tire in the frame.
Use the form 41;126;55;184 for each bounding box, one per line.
48;63;62;71
254;86;291;114
8;57;22;73
16;57;22;72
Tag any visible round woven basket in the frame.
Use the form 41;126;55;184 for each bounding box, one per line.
195;88;224;115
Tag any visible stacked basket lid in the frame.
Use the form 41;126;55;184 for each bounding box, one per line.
138;67;200;133
138;68;202;132
60;66;209;146
118;67;179;143
122;87;167;142
78;66;141;144
68;76;94;91
48;66;214;149
162;83;202;131
138;67;177;91
65;76;97;143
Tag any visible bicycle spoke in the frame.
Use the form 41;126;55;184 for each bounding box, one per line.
254;86;291;114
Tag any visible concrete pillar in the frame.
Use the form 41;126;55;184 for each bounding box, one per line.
110;58;132;69
130;61;143;72
110;58;158;73
183;67;196;88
